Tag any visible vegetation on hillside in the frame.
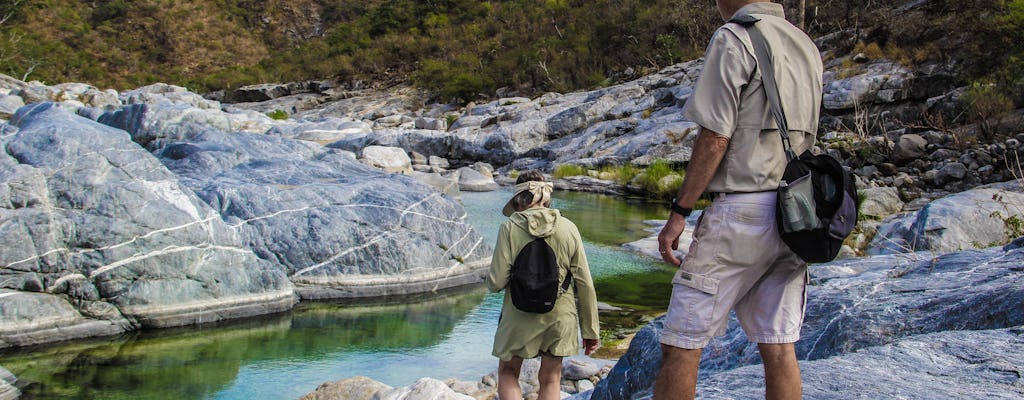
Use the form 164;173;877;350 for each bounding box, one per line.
0;0;1020;106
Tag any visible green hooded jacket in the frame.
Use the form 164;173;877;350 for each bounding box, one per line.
487;207;600;361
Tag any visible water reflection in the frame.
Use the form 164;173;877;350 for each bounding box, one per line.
554;191;668;246
2;288;490;399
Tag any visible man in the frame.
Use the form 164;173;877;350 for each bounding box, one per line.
654;1;822;399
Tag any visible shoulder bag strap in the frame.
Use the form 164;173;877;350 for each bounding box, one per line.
729;15;796;162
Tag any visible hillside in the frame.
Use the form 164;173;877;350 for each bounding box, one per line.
0;1;1020;105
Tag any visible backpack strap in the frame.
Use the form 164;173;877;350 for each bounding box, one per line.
560;264;573;294
535;237;574;294
729;15;796;162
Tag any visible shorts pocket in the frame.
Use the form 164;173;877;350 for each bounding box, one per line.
714;205;774;266
667;270;721;336
672;269;720;295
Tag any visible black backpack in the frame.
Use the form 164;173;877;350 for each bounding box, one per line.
509;237;572;313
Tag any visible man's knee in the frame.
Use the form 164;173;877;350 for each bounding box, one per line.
757;342;796;362
661;344;702;364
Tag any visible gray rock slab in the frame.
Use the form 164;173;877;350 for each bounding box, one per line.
592;244;1024;400
0;289;129;348
665;327;1024;400
98;100;491;301
2;103;296;342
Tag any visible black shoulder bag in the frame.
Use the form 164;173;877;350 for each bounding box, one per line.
731;15;859;263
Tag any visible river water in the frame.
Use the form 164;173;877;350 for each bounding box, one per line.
1;189;675;399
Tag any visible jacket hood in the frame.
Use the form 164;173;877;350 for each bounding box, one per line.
510;208;560;238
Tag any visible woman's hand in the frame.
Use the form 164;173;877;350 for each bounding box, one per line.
583;338;600;355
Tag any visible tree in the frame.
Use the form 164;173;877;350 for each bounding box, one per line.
0;0;22;26
0;0;32;80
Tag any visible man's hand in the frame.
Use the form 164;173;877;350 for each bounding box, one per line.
583;338;600;355
658;212;687;266
657;129;728;267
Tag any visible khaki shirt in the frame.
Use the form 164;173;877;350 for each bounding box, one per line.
683;2;823;193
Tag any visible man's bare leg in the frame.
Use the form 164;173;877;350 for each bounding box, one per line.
653;344;702;400
758;343;802;400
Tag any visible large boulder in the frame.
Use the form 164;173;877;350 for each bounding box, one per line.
867;186;1024;255
361;145;413;174
894;133;928;163
456;166;499;192
97;99;491;301
224;83;293;103
591;243;1024;399
858;186;904;220
0;94;25;120
300;376;393;400
1;103;295;345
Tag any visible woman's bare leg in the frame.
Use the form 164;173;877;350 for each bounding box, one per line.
537;353;563;400
498;357;524;399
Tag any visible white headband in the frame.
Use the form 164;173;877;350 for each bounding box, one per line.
502;181;553;216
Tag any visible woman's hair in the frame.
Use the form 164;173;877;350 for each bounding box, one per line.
511;170;549;211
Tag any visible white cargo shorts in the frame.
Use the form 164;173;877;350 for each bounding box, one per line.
660;191;808;349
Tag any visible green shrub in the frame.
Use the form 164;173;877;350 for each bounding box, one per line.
638;159;684;199
962;82;1014;137
600;163;641;186
266;109;289;120
552;164;588;178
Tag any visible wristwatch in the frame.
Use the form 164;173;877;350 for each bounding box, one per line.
670;198;692;217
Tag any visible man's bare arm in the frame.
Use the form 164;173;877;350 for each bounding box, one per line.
657;128;730;265
673;128;730;209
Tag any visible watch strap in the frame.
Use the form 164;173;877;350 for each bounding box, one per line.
670;201;692;217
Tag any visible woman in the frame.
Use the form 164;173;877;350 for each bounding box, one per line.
487;170;600;400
